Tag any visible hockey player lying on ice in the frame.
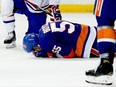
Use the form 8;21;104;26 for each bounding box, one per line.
23;20;99;58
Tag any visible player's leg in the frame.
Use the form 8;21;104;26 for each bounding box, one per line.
25;11;47;34
4;31;16;49
85;16;115;85
1;0;16;48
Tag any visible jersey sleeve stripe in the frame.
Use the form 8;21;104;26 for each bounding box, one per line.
95;0;104;16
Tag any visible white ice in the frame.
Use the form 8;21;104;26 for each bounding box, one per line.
0;13;116;87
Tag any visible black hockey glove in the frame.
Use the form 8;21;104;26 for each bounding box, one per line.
32;46;48;57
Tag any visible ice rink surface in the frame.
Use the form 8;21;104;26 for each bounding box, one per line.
0;13;116;87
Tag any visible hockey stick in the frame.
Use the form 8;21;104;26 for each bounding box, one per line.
24;0;53;17
39;7;53;17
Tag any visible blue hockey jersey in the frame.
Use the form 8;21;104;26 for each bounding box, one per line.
94;0;116;19
39;20;98;58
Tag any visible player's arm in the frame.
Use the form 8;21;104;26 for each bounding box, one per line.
39;28;75;58
45;0;62;21
22;31;75;58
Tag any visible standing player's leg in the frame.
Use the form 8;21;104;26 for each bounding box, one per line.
25;11;47;34
85;17;115;85
1;0;16;48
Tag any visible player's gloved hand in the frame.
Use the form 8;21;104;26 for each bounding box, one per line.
45;5;62;21
33;46;48;57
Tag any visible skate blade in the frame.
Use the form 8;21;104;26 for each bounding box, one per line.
85;75;113;85
6;42;16;49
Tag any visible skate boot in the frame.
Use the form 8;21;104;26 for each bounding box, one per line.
4;31;16;48
85;58;113;85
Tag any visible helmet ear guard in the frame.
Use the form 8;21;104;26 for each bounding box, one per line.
23;33;39;53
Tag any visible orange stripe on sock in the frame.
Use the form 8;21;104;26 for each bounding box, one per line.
75;24;89;57
98;28;116;39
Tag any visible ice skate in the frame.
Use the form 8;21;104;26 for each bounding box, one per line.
4;31;16;49
85;58;113;85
